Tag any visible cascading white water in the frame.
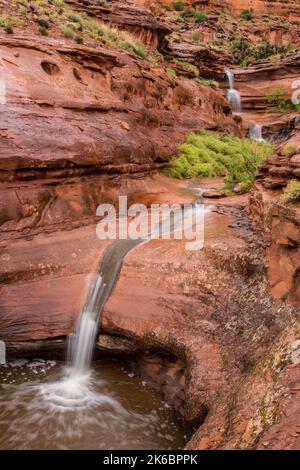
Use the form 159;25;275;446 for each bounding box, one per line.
225;69;235;90
42;202;211;406
248;121;264;142
37;274;106;408
67;275;103;376
225;69;241;114
0;340;5;365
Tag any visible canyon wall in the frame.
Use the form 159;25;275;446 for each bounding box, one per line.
0;0;299;451
0;35;236;236
250;130;300;304
134;0;300;20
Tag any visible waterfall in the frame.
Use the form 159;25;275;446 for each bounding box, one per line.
225;69;241;114
0;340;6;365
248;121;264;142
225;69;235;90
63;203;211;382
67;275;103;376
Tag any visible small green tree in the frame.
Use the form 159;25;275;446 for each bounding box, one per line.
240;9;254;21
174;1;185;11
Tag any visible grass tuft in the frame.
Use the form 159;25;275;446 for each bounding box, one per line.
281;179;300;204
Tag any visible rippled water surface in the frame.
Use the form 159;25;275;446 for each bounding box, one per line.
0;360;185;450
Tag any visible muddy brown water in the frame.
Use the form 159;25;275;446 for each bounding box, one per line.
0;359;185;450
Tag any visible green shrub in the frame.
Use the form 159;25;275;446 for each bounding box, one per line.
266;86;299;113
181;10;207;23
231;37;252;64
240;9;254;21
281;144;297;157
281;179;300;204
165;130;275;191
239;180;253;193
121;37;147;58
16;0;29;5
4;26;14;34
75;35;83;44
266;85;289;105
38;26;49;36
68;13;82;24
196;79;219;89
174;60;199;77
231;37;292;65
174;1;185;11
37;18;50;29
148;51;163;64
165;66;177;77
194;12;207;24
60;25;76;39
0;15;20;28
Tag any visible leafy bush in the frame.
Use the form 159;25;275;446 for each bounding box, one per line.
165;130;275;191
174;1;185;11
195;79;219;89
231;37;252;64
38;26;49;36
16;0;29;5
0;15;20;28
174;60;199;77
281;144;297;157
37;18;50;29
4;26;14;34
240;9;254;21
266;85;289;106
165;66;177;77
239;180;253;193
231;37;292;65
281;179;300;204
60;25;76;39
266;86;300;113
181;10;207;23
121;35;147;58
75;35;83;44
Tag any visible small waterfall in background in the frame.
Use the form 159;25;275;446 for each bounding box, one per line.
248;120;264;142
0;340;6;365
225;69;241;114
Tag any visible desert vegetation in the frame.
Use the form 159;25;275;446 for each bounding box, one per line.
166;131;274;191
0;0;148;58
266;86;300;113
281;179;300;204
